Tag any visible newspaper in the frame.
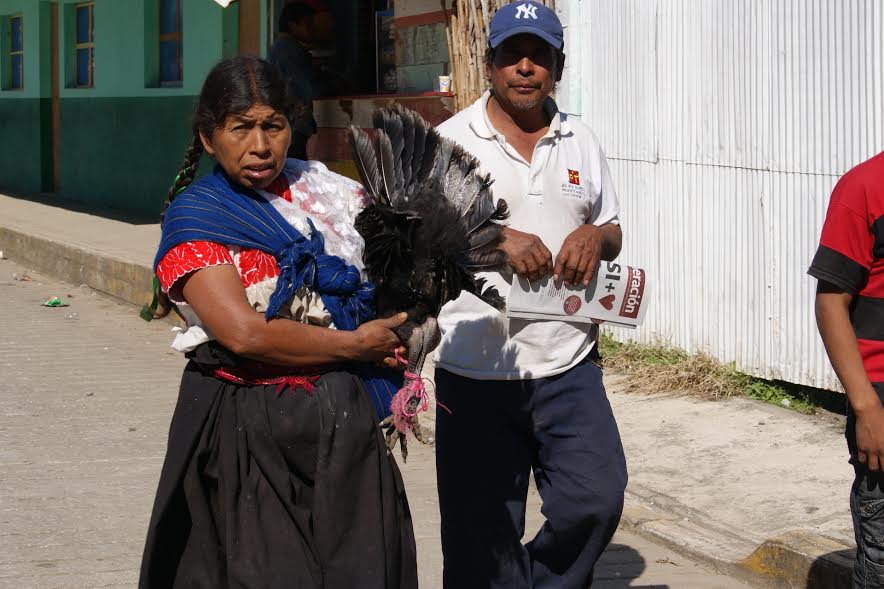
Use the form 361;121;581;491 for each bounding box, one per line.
506;262;649;329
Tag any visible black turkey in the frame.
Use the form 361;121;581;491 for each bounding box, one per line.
348;105;509;451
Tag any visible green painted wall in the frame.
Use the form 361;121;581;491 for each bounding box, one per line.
0;1;52;194
0;0;50;98
57;95;196;216
0;97;51;193
0;0;261;214
50;0;238;216
57;0;236;98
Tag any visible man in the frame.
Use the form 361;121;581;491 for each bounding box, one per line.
811;151;884;587
433;2;627;587
268;2;318;160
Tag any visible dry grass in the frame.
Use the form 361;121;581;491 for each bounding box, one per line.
599;335;830;414
599;335;753;400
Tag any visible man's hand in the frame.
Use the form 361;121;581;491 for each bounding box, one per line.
856;405;884;471
498;227;553;282
554;224;604;286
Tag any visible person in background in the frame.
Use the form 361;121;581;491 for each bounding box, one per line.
811;151;884;588
431;2;628;588
268;2;318;160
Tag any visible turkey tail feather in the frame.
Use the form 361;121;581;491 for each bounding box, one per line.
374;110;405;203
465;224;502;252
416;127;440;188
347;126;381;198
376;132;396;205
408;111;430;198
463;250;508;269
469;277;506;310
398;107;415;200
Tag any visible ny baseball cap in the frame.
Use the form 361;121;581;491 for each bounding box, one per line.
488;1;564;50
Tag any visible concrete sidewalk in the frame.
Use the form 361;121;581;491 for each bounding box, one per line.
0;193;857;588
0;194;159;311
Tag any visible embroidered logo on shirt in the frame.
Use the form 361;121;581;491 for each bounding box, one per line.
560;168;588;201
516;3;539;19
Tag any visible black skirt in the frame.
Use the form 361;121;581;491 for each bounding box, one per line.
139;356;418;589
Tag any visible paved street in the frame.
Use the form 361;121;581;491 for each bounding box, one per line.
0;259;750;588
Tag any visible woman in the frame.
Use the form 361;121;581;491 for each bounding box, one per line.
139;56;417;589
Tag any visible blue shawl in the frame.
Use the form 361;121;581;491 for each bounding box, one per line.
156;167;401;417
156;167;375;328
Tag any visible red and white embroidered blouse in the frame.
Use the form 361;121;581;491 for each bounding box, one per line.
156;159;370;353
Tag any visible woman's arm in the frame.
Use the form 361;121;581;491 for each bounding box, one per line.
180;263;406;368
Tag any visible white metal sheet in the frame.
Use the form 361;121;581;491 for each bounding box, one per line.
564;0;884;390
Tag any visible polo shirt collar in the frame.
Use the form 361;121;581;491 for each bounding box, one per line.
469;90;573;139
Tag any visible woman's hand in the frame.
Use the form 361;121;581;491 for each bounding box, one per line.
353;312;408;369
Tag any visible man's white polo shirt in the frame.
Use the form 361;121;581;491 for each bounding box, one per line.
434;91;620;380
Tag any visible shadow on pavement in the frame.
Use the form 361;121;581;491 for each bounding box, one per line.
806;548;853;588
592;543;669;588
3;189;159;225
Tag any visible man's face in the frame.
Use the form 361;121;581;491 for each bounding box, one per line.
488;34;563;112
290;15;314;42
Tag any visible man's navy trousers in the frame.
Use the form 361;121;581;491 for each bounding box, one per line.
435;358;628;589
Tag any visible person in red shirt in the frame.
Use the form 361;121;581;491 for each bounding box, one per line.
810;151;884;587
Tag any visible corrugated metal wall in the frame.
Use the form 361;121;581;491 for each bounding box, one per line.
567;0;884;390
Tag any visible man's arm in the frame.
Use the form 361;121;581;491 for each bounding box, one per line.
816;280;884;471
598;223;622;259
553;223;622;287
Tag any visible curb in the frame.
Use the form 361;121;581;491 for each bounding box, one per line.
0;225;154;308
621;483;853;588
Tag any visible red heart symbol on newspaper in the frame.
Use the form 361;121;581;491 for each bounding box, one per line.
599;295;616;311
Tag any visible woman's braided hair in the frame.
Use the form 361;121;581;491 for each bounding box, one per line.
149;56;296;319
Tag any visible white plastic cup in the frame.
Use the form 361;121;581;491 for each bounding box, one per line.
438;75;452;93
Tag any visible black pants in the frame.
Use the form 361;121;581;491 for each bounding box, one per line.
848;383;884;588
435;360;628;588
139;362;417;589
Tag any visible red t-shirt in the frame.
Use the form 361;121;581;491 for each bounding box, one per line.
809;151;884;383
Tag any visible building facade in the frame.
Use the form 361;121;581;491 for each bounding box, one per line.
0;0;454;217
0;0;245;216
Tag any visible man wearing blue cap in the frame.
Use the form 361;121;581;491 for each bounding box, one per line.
433;1;628;587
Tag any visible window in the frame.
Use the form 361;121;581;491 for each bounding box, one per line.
74;3;93;88
159;0;182;85
9;15;23;90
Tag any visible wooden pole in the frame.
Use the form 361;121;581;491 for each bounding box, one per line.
467;0;479;103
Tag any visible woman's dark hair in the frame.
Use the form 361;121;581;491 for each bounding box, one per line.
151;56;295;320
161;55;296;218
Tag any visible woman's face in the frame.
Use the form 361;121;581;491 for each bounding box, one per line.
200;104;291;191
